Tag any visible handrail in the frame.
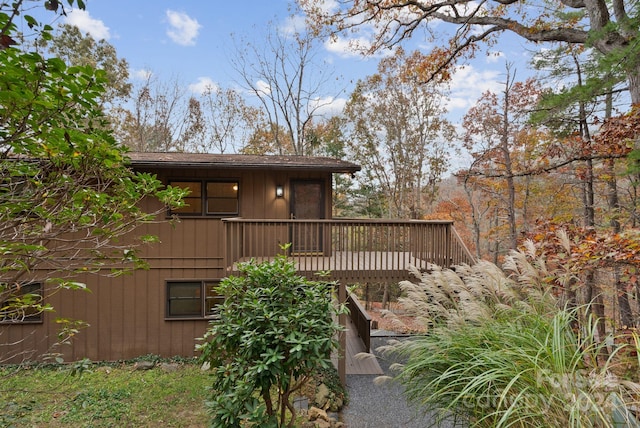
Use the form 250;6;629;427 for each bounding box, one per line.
223;217;455;225
451;225;476;266
346;293;371;352
222;218;475;283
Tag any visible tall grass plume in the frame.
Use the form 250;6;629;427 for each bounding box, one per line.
379;244;640;427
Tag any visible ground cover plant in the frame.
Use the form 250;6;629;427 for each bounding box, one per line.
197;248;346;428
380;242;640;428
0;356;208;427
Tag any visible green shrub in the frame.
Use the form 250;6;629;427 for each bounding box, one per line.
381;247;640;428
197;249;346;428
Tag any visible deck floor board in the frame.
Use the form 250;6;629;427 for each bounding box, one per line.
332;318;383;375
232;251;432;282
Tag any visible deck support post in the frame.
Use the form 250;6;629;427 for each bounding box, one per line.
338;281;346;386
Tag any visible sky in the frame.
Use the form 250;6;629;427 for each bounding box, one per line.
34;0;539;129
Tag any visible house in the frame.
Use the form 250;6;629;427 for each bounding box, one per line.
0;152;473;368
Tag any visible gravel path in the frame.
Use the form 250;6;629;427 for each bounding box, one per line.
339;336;463;428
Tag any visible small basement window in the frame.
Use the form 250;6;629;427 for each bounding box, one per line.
166;280;224;319
169;180;239;216
0;282;44;323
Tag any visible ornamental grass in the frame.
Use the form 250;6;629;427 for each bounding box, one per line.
379;243;640;428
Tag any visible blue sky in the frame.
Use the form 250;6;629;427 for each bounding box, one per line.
40;0;537;125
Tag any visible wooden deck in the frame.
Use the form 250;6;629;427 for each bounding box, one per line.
221;218;476;380
223;218;475;284
232;251;430;283
332;317;383;375
291;251;430;283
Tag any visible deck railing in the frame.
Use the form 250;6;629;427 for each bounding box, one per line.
346;293;371;353
222;218;474;283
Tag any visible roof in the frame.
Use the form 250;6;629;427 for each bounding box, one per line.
127;152;361;174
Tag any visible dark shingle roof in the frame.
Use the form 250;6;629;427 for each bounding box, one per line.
127;152;360;174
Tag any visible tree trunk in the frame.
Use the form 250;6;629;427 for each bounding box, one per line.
564;279;580;331
501;71;518;250
575;80;610;357
503;138;517;250
617;270;634;328
626;65;640;108
580;159;595;228
365;283;370;311
583;270;610;360
464;178;482;259
603;80;634;327
472;199;482;260
604;158;635;327
381;283;390;310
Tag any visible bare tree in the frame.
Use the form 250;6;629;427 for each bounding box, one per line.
231;22;340;156
112;72;203;152
196;87;263;154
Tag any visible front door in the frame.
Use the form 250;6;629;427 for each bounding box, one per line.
290;180;325;253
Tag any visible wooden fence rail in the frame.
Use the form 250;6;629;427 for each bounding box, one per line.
223;218;474;283
346;293;371;353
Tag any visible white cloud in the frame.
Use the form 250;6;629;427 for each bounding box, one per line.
440;1;485;18
324;36;359;58
324;35;392;59
165;10;201;46
299;0;339;15
131;68;152;81
188;77;219;95
446;65;502;114
256;80;271;96
317;0;339;13
65;9;110;40
280;15;306;37
309;96;347;117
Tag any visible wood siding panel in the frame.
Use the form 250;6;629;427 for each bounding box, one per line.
85;275;100;360
122;275;138;357
242;171;260;218
96;274;112;361
146;268;161;357
0;167;342;363
110;275;125;360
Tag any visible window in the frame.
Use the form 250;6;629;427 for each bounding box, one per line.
169;180;239;216
0;282;44;323
166;280;224;319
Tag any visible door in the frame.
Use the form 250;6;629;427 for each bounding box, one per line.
290;180;325;253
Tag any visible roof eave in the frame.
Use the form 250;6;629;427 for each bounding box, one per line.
127;155;361;174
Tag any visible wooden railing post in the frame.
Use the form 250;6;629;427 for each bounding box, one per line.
222;218;230;274
221;218;474;281
446;222;452;268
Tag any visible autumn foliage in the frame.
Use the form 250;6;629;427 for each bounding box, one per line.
529;222;640;285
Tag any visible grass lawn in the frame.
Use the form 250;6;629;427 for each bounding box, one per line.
0;357;209;427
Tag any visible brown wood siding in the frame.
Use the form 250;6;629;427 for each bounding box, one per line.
2;164;475;365
1;267;219;362
1;167;333;363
